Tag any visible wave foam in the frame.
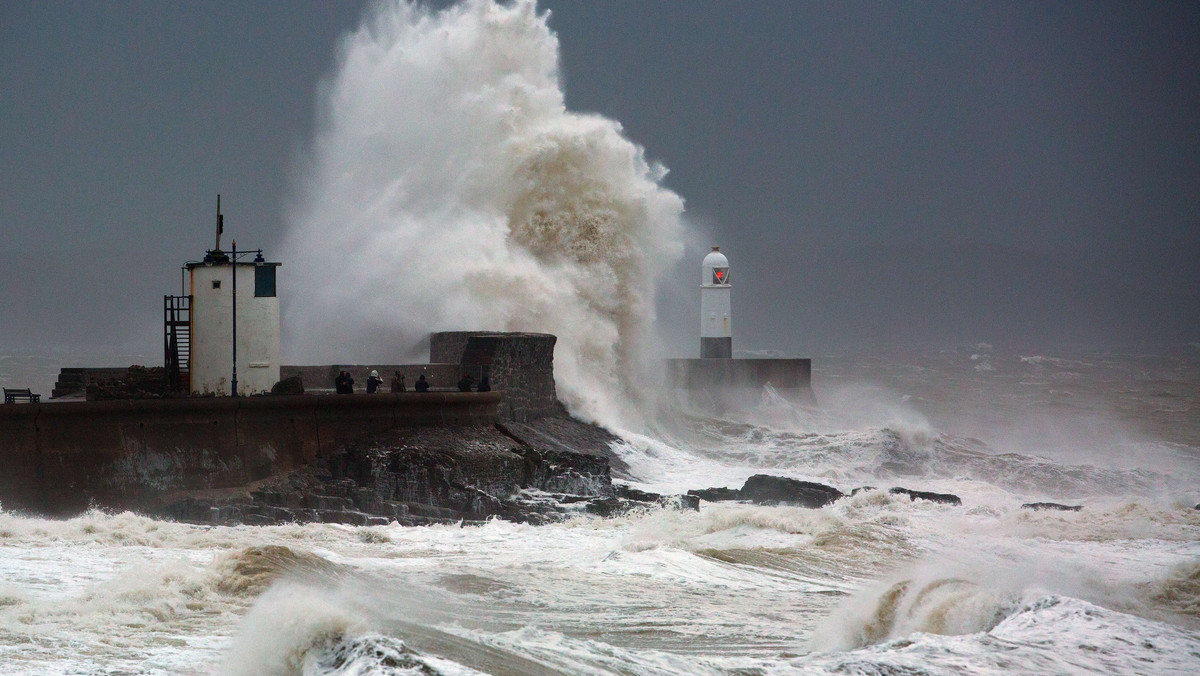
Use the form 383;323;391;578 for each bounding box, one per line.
811;575;1014;651
220;582;368;676
804;595;1200;675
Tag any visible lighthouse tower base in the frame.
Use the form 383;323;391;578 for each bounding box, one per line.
665;358;814;410
700;337;733;359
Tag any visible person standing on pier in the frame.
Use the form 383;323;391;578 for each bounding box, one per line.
457;374;474;392
366;370;383;394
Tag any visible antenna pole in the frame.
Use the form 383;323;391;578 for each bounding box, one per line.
215;194;224;251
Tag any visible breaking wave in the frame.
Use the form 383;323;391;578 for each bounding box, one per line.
1142;560;1200;621
212;544;349;597
220;581;371;676
815;576;1013;650
280;0;686;426
804;595;1200;674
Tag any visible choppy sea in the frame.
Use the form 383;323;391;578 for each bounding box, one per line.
1;345;1198;675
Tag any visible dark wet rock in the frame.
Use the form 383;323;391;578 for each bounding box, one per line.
582;493;698;517
856;485;963;507
740;474;844;508
498;417;631;479
584;497;624;518
160;419;688;527
313;633;469;676
687;476;844;508
270;375;304;395
513;446;611;496
889;487;962;505
615;484;669;503
1022;502;1082;512
688;486;743;502
613;483;699;511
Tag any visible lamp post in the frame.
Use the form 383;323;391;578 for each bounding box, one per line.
226;244;265;398
231;240;237;397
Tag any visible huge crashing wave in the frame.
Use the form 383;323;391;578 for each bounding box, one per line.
280;0;686;426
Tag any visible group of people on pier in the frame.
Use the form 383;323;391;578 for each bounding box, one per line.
333;369;489;394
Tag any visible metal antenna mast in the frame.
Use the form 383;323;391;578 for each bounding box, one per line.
215;194;224;251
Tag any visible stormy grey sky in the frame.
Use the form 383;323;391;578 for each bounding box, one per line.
2;0;1197;364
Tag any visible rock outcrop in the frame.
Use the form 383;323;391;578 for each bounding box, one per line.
497;417;632;479
889;487;962;506
689;478;966;509
1021;502;1082;512
689;474;844;508
161;418;692;526
688;486;742;502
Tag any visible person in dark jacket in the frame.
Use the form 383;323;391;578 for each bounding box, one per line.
390;371;406;392
334;370;354;394
366;370;383;394
457;374;474;392
414;374;430;392
476;375;490;392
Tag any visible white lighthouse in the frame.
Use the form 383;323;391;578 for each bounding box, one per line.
700;246;732;358
172;198;282;396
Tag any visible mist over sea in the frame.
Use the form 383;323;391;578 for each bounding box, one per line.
1;2;1196;673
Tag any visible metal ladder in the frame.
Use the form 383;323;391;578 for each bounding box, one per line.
164;295;192;394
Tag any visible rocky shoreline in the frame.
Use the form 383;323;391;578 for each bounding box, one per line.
159;413;695;527
154;414;1091;527
20;402;1100;525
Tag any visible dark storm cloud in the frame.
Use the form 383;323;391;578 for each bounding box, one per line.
1;0;1196;357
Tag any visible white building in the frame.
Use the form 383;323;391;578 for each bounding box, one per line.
700;246;732;358
183;250;281;395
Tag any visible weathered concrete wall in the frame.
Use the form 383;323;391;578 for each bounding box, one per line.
438;332;561;422
280;364;471;391
56;363;477;398
665;358;814;405
429;331;487;365
0;392;499;516
190;262;282;396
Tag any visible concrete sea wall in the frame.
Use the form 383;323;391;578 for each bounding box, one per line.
665;358;814;405
280;364;467;391
281;331;560;422
0;392;498;515
432;331;561;421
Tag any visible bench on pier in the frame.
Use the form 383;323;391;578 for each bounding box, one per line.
3;388;41;404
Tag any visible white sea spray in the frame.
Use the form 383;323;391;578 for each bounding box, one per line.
279;0;686;428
